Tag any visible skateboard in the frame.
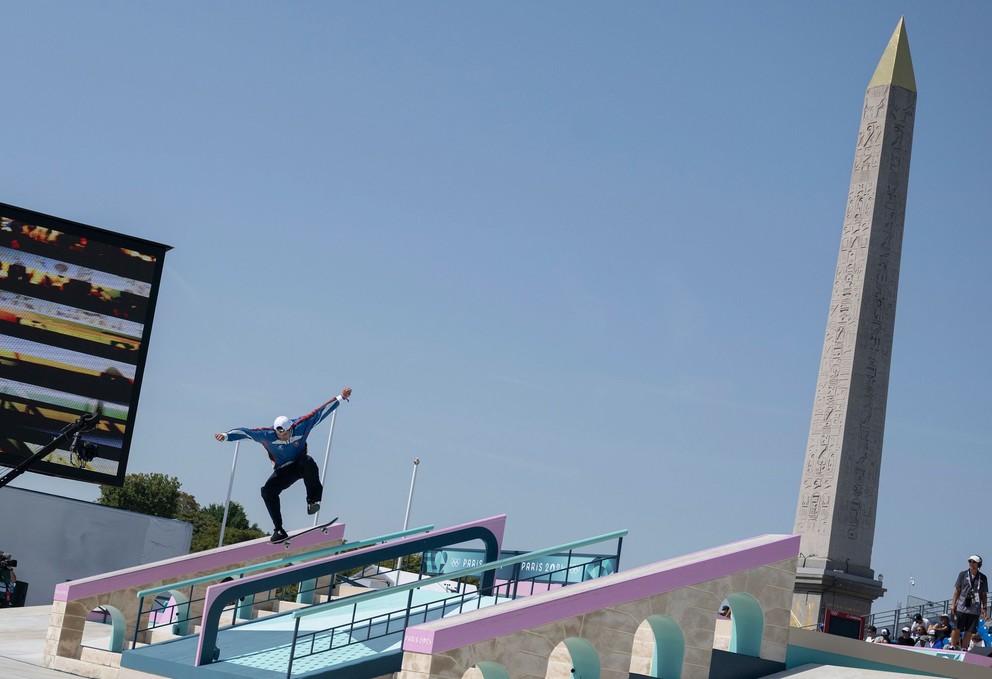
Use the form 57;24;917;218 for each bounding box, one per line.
278;517;338;549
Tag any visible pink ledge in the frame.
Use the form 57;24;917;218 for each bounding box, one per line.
403;533;800;654
53;522;347;602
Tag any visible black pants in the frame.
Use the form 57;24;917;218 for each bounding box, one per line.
260;455;322;530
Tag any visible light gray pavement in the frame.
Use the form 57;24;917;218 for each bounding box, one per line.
0;605;74;677
0;605;938;679
766;663;938;679
0;605;161;678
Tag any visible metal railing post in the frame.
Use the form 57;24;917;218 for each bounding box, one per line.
404;587;415;629
286;616;301;679
132;596;145;649
219;441;240;548
313;412;337;526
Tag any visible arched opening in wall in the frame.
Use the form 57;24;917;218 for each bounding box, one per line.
631;614;684;679
134;589;195;644
723;592;763;657
149;589;193;636
147;593;178;628
713;598;733;651
547;637;600;679
82;605;126;653
463;661;511;679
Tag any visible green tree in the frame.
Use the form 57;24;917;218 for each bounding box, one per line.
98;473;265;551
176;491;200;519
187;502;265;552
400;552;423;574
185;511;222;552
200;502;261;532
98;472;182;519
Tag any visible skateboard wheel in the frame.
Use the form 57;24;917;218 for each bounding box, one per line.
284;542;291;549
321;527;328;534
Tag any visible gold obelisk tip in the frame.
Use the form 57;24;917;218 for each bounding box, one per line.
868;17;916;92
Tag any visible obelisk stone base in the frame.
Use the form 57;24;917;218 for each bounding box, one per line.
792;568;885;625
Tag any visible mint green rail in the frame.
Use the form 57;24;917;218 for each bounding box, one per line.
132;524;437;644
137;524;435;600
293;529;627;621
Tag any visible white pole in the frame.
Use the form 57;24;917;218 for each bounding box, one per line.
313;411;337;526
396;458;420;573
218;441;240;548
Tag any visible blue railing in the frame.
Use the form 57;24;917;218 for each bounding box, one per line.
131;524;434;646
196;520;505;666
284;531;626;678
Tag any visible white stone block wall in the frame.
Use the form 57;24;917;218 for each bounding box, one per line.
397;556;797;679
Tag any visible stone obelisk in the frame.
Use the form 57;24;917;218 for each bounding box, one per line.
793;19;916;624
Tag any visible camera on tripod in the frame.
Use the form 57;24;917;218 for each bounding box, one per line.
0;552;16;570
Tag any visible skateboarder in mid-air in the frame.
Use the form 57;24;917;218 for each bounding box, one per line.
215;387;352;542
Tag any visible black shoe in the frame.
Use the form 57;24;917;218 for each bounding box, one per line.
270;527;288;543
307;501;320;515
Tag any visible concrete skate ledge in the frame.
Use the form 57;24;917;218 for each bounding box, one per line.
43;522;347;674
403;533;800;655
193;514;507;666
54;522;346;602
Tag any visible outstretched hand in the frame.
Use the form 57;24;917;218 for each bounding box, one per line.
341;387;352;400
214;433;225;441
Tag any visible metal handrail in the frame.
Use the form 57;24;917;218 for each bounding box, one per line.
867;598;979;631
288;589;479;669
194;520;505;666
866;599;992;628
131;524;434;648
137;524;434;599
284;531;626;677
293;529;627;621
286;553;618;672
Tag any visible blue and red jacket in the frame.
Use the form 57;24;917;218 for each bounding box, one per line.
223;396;344;467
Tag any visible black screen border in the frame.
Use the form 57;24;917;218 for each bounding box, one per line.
0;201;172;487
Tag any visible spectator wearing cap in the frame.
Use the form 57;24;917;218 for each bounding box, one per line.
928;614;952;649
215;387;352;543
948;554;989;650
910;616;929;646
896;627;916;646
873;628;891;644
864;625;878;643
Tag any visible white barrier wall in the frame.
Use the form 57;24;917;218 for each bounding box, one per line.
0;486;192;606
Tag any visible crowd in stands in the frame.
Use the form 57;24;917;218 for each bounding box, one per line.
865;613;987;650
864;554;990;652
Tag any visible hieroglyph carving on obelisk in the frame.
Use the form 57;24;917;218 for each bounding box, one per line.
794;18;916;577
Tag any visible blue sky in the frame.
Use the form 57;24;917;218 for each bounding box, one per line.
3;1;990;615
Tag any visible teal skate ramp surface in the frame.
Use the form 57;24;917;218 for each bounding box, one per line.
122;588;495;678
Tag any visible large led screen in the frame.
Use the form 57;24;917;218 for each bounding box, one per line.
0;202;170;486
